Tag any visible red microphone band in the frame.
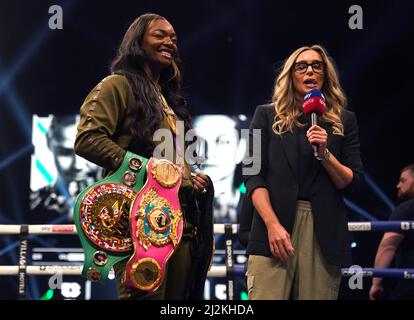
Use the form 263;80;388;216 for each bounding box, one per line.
303;97;326;116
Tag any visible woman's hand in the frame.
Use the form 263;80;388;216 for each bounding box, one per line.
369;282;384;300
307;125;328;158
267;222;295;263
192;172;209;195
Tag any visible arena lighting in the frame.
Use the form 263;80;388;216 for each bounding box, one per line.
1;231;18;264
0;232;58;258
0;209;13;224
0;150;28;224
343;198;378;221
27;277;40;300
0;4;84;298
364;173;396;213
0;74;32;138
0;30;49;96
0;0;78;96
0;47;45;139
0;0;78;138
0;71;73;227
0;144;33;171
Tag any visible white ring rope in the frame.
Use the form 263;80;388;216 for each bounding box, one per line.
2;221;414;300
1;223;414;280
0;265;413;279
1;221;414;235
0;265;227;278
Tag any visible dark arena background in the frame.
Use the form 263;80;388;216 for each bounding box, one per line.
0;0;414;302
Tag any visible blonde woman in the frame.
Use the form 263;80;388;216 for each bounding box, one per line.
243;45;364;300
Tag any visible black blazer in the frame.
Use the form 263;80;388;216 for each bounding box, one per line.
187;176;215;300
243;104;364;267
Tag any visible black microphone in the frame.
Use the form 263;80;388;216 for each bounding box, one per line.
302;89;326;157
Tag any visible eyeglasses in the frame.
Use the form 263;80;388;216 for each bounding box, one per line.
293;61;325;74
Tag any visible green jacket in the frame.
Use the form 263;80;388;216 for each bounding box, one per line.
75;74;193;195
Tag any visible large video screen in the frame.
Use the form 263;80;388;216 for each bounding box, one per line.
29;115;105;299
30;115;102;224
193;114;250;300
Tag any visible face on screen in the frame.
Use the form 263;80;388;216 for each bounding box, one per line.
48;120;98;184
193;115;243;183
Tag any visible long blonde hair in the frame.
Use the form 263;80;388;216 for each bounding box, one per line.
272;45;346;136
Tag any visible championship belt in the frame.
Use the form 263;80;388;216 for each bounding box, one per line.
125;158;183;292
73;151;148;282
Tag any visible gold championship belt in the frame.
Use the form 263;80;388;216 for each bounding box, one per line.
124;158;183;292
73;152;148;282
